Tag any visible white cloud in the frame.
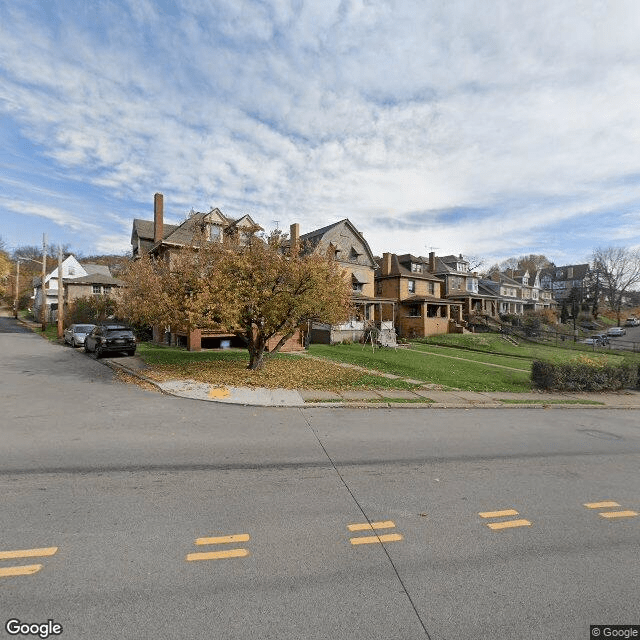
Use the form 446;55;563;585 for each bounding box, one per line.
0;0;640;261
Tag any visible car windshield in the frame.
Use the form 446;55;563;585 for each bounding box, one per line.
106;330;134;338
75;325;94;333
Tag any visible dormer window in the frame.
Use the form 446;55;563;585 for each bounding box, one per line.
411;263;422;273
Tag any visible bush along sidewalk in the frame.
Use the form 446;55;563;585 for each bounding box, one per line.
531;357;638;391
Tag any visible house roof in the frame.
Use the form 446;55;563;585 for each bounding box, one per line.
81;263;112;276
299;219;376;266
63;274;123;286
375;254;443;281
401;295;452;304
134;210;263;253
540;263;590;281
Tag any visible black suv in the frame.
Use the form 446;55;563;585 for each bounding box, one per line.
85;324;137;358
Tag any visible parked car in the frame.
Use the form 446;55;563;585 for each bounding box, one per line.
624;317;639;327
580;321;600;330
63;323;96;347
580;334;610;347
607;326;627;337
84;324;137;358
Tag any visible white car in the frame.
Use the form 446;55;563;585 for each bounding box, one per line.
607;326;626;337
64;323;96;347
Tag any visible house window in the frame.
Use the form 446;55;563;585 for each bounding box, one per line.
349;247;360;261
407;304;421;317
92;285;102;295
408;280;416;294
209;225;222;242
103;286;112;295
411;263;422;273
428;282;435;295
352;282;363;293
466;278;478;293
376;282;382;295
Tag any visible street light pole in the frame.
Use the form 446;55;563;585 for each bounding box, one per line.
41;234;47;332
57;246;64;339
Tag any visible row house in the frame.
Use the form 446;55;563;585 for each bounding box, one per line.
430;254;499;322
479;272;524;315
539;264;590;302
295;220;396;345
375;253;455;338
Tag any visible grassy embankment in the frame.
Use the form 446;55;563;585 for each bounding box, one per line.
309;333;640;392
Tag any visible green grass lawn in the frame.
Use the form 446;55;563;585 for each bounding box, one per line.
309;334;640;392
309;343;532;391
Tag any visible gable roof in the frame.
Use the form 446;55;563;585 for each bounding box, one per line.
63;273;123;286
299;219;376;266
81;263;112;276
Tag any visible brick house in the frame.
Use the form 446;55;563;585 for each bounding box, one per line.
375;253;455;337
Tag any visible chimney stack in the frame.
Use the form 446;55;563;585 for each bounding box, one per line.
290;223;300;255
382;252;392;276
154;193;164;244
429;252;436;272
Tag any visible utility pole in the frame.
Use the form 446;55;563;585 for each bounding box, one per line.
57;246;64;339
14;259;20;318
41;233;47;332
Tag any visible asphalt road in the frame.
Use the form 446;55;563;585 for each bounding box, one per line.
1;316;639;640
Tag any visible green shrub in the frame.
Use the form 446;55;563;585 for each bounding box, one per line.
532;358;637;391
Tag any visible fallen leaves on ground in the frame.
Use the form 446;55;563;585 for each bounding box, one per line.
142;355;386;390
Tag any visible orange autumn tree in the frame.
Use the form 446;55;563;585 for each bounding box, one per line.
118;230;352;370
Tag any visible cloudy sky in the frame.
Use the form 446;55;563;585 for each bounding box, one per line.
1;0;640;267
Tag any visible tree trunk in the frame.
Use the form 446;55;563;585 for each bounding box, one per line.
247;328;267;370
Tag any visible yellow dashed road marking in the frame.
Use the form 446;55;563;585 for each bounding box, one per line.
486;519;532;530
350;533;403;545
478;509;519;519
187;549;249;561
584;501;621;509
347;521;396;532
0;547;58;560
599;511;638;519
196;534;250;545
0;565;43;577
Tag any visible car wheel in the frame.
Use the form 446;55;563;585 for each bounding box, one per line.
127;350;136;356
95;346;103;359
72;338;78;348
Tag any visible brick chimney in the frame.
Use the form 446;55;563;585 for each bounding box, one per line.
290;223;300;255
382;252;392;276
429;252;436;272
154;193;164;244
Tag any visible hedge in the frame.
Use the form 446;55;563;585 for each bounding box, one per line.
531;359;638;391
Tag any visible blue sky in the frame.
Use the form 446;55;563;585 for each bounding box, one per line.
1;0;640;267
